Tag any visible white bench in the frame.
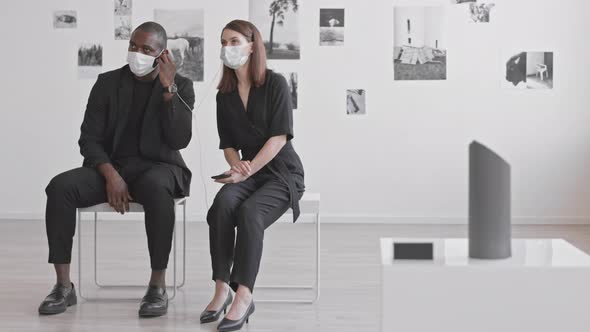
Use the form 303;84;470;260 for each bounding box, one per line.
257;192;321;304
76;198;187;301
76;192;321;303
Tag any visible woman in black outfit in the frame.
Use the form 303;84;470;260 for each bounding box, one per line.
199;20;305;332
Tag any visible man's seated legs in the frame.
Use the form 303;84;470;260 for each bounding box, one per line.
39;167;107;315
128;164;179;317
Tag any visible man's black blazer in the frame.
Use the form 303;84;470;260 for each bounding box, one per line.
78;64;195;196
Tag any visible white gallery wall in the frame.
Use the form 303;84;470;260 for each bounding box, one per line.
1;0;590;224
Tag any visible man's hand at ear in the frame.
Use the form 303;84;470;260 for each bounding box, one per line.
158;50;177;102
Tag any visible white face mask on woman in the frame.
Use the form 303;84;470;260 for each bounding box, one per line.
220;45;250;69
127;49;164;77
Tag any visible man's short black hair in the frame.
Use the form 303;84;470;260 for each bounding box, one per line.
134;21;167;50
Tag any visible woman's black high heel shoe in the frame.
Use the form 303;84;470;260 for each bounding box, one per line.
200;290;233;323
217;300;255;332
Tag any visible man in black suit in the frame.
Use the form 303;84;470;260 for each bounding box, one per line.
38;21;194;317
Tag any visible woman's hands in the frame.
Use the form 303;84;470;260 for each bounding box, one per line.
231;160;252;177
216;135;287;185
214;160;252;184
214;169;249;184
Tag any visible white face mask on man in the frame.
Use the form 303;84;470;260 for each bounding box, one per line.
220;44;250;69
127;49;164;77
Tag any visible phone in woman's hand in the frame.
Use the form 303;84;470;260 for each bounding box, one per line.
211;172;231;180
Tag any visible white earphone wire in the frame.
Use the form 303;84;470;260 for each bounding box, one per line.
180;65;223;212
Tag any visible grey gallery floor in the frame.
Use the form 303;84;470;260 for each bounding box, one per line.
1;220;590;331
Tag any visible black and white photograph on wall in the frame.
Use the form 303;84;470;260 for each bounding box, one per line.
114;15;132;40
451;0;476;3
250;0;300;60
320;8;344;46
53;10;77;29
346;89;366;115
154;9;204;81
503;52;527;89
526;52;553;89
113;0;132;40
78;43;102;79
394;6;447;81
114;0;132;16
503;51;554;89
279;72;298;110
468;3;495;23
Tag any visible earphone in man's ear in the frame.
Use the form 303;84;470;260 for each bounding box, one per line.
153;49;167;68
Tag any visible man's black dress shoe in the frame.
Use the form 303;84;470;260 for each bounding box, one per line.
200;289;233;323
217;300;255;332
138;285;168;317
38;282;77;315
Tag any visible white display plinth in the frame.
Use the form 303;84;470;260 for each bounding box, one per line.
380;238;590;332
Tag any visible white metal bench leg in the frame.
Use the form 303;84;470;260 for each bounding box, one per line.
179;201;187;288
78;201;186;301
256;212;320;304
